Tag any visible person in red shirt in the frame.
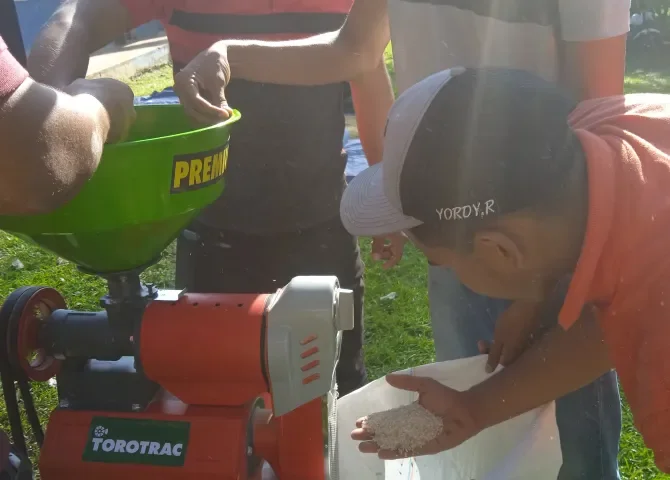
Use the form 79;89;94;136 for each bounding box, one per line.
0;35;135;216
340;66;670;472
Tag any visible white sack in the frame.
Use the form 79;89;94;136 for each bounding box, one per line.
336;355;561;480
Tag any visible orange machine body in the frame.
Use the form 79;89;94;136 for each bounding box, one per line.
254;398;326;480
40;404;258;480
140;292;271;406
39;292;326;480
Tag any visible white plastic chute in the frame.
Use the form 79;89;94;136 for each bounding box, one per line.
336;355;561;480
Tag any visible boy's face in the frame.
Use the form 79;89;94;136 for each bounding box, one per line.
405;231;549;301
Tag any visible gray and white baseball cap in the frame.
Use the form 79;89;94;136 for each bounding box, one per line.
340;66;578;238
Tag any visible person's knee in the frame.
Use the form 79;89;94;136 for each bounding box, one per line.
428;266;506;360
428;267;474;323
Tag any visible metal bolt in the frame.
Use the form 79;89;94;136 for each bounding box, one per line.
58;399;69;409
132;404;142;412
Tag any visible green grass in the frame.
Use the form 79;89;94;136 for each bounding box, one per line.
625;52;670;95
1;54;669;478
119;62;175;97
625;68;670;93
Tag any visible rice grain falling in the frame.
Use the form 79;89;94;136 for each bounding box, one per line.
362;403;443;455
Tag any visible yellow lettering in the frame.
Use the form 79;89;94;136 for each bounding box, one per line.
173;161;190;189
221;148;229;174
212;153;221;178
203;156;212;182
189;159;203;186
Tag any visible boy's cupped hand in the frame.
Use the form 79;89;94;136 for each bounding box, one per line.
351;374;481;459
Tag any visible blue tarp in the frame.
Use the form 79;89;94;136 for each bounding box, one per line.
135;88;181;106
135;88;369;181
344;138;368;181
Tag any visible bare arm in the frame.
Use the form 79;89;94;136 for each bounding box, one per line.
0;79;110;215
559;35;627;100
349;57;394;166
175;0;389;123
28;0;134;88
555;0;629;100
224;0;390;85
465;307;612;430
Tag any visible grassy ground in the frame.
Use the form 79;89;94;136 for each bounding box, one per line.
1;51;669;478
625;52;670;94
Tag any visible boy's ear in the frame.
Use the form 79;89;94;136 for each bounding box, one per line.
472;230;524;271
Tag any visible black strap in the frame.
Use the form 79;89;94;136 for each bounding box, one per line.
0;0;27;67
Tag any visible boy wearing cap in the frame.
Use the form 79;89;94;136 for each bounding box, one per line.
344;66;670;472
169;2;630;474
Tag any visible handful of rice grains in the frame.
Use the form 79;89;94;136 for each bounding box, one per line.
361;403;443;455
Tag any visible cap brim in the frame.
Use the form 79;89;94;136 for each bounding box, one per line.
340;164;422;237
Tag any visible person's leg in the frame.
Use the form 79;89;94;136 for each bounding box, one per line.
337;280;366;395
554;371;621;480
428;265;502;361
428;267;622;479
174;229;199;290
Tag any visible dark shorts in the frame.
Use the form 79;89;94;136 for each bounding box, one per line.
175;216;367;396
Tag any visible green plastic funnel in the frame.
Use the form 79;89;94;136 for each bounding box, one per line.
0;105;240;273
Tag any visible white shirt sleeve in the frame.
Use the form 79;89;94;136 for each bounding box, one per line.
558;0;631;42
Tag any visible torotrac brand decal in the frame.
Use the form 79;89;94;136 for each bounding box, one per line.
171;142;229;193
82;417;190;467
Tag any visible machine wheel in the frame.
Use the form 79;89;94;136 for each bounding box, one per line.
5;287;65;382
0;286;67;467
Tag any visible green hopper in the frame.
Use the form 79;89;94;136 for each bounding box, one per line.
0;105;241;273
